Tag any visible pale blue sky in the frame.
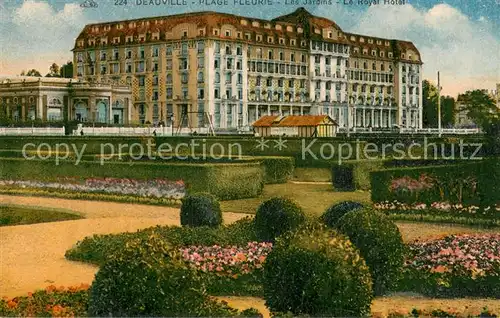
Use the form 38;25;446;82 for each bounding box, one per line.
1;0;499;96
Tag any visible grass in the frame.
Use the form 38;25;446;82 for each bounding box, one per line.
0;204;82;226
292;167;331;182
221;182;371;216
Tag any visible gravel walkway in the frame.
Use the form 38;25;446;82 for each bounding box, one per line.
0;195;248;298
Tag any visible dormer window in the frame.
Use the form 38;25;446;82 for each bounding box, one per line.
401;53;405;59
240;19;248;26
264;23;271;29
182;31;188;37
376;40;382;45
286;26;293;32
360;37;365;43
368;39;373;44
314;28;320;34
297;27;303;33
328;32;332;38
275;24;282;30
252;21;260;27
385;41;390;46
408;54;412;60
350;36;356;41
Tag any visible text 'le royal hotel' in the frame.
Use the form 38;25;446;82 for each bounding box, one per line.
73;7;423;131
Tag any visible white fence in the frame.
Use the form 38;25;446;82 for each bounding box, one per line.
337;127;481;135
0;127;65;136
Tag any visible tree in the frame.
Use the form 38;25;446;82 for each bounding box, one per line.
60;61;73;78
422;80;438;127
21;69;42;77
457;90;498;128
422;80;456;128
46;63;60;77
441;96;456;128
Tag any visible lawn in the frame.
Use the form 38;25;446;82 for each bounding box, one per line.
0;204;82;226
221;182;371;215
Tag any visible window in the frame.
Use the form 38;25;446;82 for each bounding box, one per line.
198;88;204;99
183;31;188;37
245;33;251;40
267;36;273;43
197;71;204;83
266;78;272;86
225;30;231;37
215;72;220;83
290;53;295;62
138;76;145;87
225;45;231;55
214;88;220;99
372;63;376;71
291;39;296;46
328;32;332;38
213;29;219;36
256;35;262;42
268;50;273;59
166;74;172;83
279;52;284;60
152;46;159;57
236;47;242;55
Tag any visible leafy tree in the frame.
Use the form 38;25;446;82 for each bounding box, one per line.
457;90;498;129
21;69;42;77
46;63;60;77
422;80;455;127
60;61;73;78
441;96;456;128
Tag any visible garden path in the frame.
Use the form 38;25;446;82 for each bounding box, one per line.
0;195;248;298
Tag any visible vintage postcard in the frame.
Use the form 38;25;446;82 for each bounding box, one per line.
0;0;499;316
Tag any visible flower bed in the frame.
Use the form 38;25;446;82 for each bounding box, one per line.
0;177;186;199
401;234;500;298
375;201;500;223
0;284;90;317
180;242;272;277
385;307;497;318
180;242;272;296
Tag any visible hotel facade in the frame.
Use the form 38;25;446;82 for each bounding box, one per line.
72;8;423;130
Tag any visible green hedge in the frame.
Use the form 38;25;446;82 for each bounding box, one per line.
260;157;294;184
77;154;293;185
0;136;151;154
332;160;385;191
0;158;263;200
370;159;499;206
332;159;468;192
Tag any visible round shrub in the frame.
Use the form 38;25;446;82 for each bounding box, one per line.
337;209;405;295
263;225;373;316
320;201;364;227
180;192;222;228
254;197;306;242
88;233;235;317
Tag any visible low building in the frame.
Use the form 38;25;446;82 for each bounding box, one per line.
252;115;337;137
0;76;132;124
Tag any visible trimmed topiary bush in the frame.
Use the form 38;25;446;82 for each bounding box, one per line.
88;232;237;317
254;197;306;242
263;225;373;316
180;193;222;228
337;209;405;296
320;201;364;227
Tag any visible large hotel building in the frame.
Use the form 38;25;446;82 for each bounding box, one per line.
72;8;423;130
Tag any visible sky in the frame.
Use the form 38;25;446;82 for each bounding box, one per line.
0;0;499;97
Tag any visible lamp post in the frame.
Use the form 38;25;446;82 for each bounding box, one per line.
437;71;442;137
